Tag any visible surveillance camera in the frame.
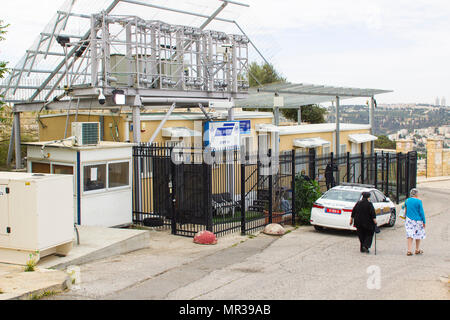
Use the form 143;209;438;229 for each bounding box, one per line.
98;89;106;105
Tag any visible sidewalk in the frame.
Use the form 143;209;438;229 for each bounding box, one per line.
0;264;70;300
417;175;450;183
0;225;151;300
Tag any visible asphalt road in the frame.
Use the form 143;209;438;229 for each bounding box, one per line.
48;181;450;300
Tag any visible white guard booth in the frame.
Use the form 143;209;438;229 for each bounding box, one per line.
0;172;74;265
25;141;133;227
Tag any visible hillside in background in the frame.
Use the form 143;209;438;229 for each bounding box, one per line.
326;104;450;136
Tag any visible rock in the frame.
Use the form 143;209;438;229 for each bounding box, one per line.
193;230;217;245
263;223;286;236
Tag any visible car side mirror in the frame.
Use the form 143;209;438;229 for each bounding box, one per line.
384;197;390;202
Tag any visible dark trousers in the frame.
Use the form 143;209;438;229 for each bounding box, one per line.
356;227;374;250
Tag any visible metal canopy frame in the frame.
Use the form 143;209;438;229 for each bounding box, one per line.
234;82;392;109
3;0;257;169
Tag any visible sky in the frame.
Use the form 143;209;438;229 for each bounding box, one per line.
1;0;450;106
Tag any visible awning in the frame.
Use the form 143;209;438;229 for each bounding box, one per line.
348;133;378;144
293;137;331;148
161;127;202;138
255;123;280;132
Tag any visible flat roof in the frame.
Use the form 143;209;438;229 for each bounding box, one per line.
256;123;371;135
23;141;134;150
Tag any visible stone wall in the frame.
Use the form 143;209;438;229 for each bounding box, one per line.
426;138;444;177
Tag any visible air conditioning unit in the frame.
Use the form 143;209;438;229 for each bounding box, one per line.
71;122;100;146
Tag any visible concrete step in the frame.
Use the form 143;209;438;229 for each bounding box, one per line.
38;226;151;270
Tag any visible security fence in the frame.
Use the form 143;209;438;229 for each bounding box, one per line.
132;143;417;237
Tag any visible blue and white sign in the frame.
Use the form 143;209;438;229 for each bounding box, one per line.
239;120;251;135
204;121;240;150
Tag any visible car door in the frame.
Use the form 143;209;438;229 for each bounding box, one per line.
369;191;383;224
375;190;391;224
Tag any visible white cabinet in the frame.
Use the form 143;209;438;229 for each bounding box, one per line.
0;172;74;265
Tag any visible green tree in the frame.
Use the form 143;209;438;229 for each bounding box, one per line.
280;105;327;124
0;20;10;123
247;61;286;88
374;135;396;149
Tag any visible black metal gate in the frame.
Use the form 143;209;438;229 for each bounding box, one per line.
133;143;418;238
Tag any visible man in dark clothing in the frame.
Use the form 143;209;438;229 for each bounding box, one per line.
350;192;378;253
325;162;336;190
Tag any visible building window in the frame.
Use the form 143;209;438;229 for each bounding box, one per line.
83;164;106;192
108;162;130;188
53;164;74;175
31;162;50;174
322;146;331;156
340;144;347;155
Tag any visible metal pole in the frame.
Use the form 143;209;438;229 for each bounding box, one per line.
148;102;176;144
268;148;273;224
274;107;280;126
132;105;141;143
297;107;301;125
7;122;15;167
335;96;340;157
291;149;296;225
14;112;22;170
369;97;375;155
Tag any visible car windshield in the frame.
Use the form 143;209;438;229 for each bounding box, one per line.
321;189;361;202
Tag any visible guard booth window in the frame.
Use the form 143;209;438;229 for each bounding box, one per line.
108;162;129;188
83;164;106;192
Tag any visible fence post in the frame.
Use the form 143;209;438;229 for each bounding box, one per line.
240;162;246;235
205;162;213;232
361;152;365;184
268;149;273;224
374;153;378;189
346;152;350;183
396;152;401;204
170;151;177;235
291;149;296;225
405;152;410;198
309;148;316;180
385;152;390;197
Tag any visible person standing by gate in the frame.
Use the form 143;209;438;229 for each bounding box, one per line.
404;188;426;256
350;192;377;253
325;162;336;190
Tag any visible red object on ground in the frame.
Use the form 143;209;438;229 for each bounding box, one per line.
193;230;217;245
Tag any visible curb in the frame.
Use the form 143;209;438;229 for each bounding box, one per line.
0;269;70;300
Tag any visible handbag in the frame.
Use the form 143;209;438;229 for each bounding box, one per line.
399;203;406;219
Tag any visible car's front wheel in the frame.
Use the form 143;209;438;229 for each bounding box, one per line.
386;209;396;227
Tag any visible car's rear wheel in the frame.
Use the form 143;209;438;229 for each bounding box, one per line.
386;209;396;227
314;225;324;231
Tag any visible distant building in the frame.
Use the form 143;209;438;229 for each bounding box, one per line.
441;97;446;107
435;97;440;106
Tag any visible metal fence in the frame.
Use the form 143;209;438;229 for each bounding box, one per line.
132;143;417;237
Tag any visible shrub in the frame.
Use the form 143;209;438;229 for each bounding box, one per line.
294;175;322;225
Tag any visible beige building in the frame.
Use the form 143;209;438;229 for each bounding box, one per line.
37;111;376;157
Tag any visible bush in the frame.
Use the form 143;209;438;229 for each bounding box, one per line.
294;175;322;225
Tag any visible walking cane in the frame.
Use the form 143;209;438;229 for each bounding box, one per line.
374;231;376;255
374;226;380;255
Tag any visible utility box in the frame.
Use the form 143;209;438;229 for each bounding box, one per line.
0;172;74;265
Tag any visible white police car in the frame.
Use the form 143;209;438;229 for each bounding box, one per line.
310;183;396;231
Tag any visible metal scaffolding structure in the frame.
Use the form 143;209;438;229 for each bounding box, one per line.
1;0;257;168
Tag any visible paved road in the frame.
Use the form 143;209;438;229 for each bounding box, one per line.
48;182;450;300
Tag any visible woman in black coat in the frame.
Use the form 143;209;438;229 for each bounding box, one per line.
349;192;378;253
